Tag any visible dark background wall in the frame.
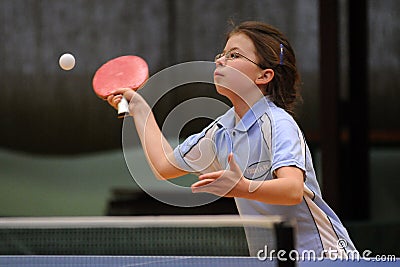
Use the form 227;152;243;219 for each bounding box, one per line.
0;0;399;256
1;0;323;154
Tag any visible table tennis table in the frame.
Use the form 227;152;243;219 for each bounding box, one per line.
1;216;398;266
0;255;398;267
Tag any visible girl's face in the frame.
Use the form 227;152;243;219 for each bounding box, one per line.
214;33;270;101
216;33;261;80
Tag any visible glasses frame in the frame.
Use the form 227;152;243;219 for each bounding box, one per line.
215;49;265;69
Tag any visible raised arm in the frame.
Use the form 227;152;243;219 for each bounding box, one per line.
108;89;188;180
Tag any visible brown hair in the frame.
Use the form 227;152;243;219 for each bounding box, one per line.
227;21;302;116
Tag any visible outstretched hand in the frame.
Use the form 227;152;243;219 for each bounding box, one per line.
191;153;247;197
106;88;136;110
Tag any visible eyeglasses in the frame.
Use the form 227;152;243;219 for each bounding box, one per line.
215;49;264;68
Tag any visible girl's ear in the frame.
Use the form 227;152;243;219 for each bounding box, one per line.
255;68;274;85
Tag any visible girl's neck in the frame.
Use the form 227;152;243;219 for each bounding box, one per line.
231;93;264;123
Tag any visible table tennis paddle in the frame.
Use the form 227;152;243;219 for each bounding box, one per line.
92;55;149;118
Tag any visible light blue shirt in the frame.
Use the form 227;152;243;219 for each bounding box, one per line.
174;97;356;256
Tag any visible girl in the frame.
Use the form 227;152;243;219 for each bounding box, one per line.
108;21;356;257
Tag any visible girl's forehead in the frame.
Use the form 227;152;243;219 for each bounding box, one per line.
225;33;256;53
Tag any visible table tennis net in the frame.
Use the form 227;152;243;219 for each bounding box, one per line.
0;215;294;256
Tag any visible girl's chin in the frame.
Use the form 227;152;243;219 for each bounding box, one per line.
215;85;234;98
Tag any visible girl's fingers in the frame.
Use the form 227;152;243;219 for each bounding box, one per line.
106;95;124;109
191;179;214;188
191;180;215;193
198;170;224;180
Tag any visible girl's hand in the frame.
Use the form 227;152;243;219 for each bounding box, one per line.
191;153;248;197
106;88;144;115
106;88;131;110
106;94;123;110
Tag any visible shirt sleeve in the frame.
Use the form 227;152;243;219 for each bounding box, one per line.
271;118;306;174
173;123;221;174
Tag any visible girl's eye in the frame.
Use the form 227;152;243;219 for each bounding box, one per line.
229;52;240;59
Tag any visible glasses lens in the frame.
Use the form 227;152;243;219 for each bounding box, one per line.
226;51;239;60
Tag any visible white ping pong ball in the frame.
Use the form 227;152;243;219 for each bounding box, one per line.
59;53;75;71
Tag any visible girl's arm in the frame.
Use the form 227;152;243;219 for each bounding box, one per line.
109;89;188;180
191;153;304;205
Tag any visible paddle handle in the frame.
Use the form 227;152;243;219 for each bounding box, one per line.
117;96;130;118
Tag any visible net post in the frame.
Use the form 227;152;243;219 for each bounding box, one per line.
274;220;296;267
